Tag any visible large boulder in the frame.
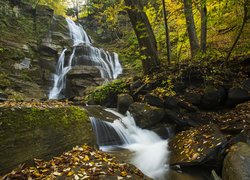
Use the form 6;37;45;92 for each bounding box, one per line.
67;66;105;96
201;86;226;109
144;93;164;108
169;124;227;167
117;94;134;114
222;142;250;180
184;91;202;106
128;102;165;128
84;105;119;122
0;102;94;174
164;96;178;109
227;87;250;106
165;109;197;128
213;101;250;133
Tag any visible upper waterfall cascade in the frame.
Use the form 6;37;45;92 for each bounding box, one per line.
49;18;122;99
91;110;169;179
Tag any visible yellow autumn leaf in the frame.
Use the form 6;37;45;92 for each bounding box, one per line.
121;171;127;177
103;157;108;162
83;155;89;161
67;171;74;176
33;172;42;177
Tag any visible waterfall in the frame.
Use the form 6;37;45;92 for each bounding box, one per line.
49;18;122;99
91;110;169;179
66;18;91;45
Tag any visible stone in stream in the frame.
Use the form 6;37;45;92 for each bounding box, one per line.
169;124;227;167
128;102;165;128
117;94;134;114
0;103;94;175
84;105;119;123
222;142;250;180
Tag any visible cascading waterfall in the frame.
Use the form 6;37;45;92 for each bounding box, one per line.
49;18;122;99
91;110;169;179
66;18;91;45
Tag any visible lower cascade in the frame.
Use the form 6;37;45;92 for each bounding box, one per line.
91;110;169;179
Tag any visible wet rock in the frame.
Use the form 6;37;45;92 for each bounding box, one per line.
165;109;204;128
150;124;176;139
184;92;202;106
69;78;105;97
169;124;227;166
164;96;178;109
84;105;119;123
0;105;94;174
117;94;134;114
129;102;165;128
227;87;250;106
68;65;102;79
144;93;164;108
90;117;125;146
167;169;207;180
222;142;250;180
201;86;226;109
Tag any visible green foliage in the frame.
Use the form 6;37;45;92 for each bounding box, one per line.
152;77;176;98
23;0;67;15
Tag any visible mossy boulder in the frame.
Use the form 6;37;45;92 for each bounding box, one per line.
0;104;94;174
222;142;250;180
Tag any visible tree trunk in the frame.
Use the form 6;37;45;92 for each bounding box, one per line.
124;0;160;74
183;0;200;58
200;0;207;52
162;0;171;64
75;0;79;21
225;0;248;64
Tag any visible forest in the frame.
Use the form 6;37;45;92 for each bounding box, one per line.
0;0;249;179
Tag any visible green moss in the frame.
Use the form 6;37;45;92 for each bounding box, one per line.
0;106;88;131
85;79;129;104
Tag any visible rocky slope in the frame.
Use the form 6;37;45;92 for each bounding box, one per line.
0;0;72;100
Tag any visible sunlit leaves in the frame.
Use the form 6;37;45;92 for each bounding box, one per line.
4;144;146;179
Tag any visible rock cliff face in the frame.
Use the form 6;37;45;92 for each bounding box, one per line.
0;0;73;100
